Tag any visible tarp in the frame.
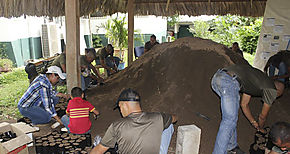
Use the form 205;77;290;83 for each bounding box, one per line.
253;0;290;70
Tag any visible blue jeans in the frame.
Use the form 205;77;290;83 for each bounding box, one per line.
18;105;52;125
81;75;92;91
160;124;174;154
268;62;287;83
95;57;121;76
52;95;60;106
211;70;241;154
61;115;71;133
61;115;90;134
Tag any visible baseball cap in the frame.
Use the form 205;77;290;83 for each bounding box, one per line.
46;66;66;80
114;88;141;110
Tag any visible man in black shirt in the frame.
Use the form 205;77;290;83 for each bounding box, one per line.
211;64;284;154
144;34;159;53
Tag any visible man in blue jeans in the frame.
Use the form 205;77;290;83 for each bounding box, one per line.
18;66;69;125
211;64;284;154
91;88;177;154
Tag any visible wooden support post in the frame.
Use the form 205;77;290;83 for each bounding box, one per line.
127;0;134;66
65;0;81;93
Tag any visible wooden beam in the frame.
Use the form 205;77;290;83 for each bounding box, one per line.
65;0;81;94
166;0;171;11
127;0;134;66
134;0;267;4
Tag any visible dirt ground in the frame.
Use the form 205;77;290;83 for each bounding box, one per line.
86;37;290;154
2;37;289;154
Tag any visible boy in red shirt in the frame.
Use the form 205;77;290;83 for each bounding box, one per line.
61;87;100;134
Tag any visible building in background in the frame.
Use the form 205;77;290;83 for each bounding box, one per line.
0;14;168;67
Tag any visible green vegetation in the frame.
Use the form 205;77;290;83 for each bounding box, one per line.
102;16;128;52
99;16;143;61
0;43;7;59
92;35;103;48
0;69;28;120
167;14;180;27
244;52;255;66
190;15;262;54
0;58;13;69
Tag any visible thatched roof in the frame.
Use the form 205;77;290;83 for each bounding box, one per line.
0;0;267;18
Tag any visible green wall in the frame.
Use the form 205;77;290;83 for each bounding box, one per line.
84;35;92;48
0;37;43;67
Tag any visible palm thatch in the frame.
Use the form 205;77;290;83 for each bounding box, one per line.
0;0;267;18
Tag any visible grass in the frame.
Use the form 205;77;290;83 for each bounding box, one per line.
244;52;255;66
0;68;29;120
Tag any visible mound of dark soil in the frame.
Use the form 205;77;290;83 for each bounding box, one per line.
87;37;290;153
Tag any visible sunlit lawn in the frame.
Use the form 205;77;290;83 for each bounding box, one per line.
244;52;255;66
0;69;28;120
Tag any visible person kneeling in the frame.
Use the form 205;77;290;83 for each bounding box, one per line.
61;87;100;134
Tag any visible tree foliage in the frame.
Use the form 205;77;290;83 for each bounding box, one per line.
100;16;144;51
167;14;180;27
0;43;7;59
189;15;262;54
101;16;128;51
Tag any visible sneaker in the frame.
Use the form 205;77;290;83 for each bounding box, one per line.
51;122;60;129
61;127;68;132
227;146;246;154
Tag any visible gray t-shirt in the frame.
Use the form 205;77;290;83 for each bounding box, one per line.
80;55;90;67
100;112;172;154
51;53;66;71
225;65;277;105
96;47;113;61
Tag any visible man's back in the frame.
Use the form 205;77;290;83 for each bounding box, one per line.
100;112;171;154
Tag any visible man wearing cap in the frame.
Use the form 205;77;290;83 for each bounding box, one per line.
18;66;69;125
211;64;284;154
95;44;121;76
91;88;177;154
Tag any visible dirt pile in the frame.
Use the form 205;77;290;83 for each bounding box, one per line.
87;37;290;153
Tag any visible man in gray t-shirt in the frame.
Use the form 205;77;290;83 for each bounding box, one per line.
211;64;284;154
91;88;177;154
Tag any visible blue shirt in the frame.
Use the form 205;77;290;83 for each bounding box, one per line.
18;74;57;117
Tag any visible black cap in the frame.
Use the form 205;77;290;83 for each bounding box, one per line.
114;88;141;110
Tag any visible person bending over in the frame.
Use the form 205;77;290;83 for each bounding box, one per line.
211;64;284;154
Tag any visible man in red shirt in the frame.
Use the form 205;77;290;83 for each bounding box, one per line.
61;87;100;134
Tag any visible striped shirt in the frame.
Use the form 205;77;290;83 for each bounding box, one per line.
18;74;57;117
66;97;95;134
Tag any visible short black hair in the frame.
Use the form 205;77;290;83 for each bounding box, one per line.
85;48;96;54
233;42;239;46
151;35;156;39
114;88;141;109
71;87;83;98
269;121;290;144
106;44;114;52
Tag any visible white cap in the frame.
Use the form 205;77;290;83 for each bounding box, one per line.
46;66;66;79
